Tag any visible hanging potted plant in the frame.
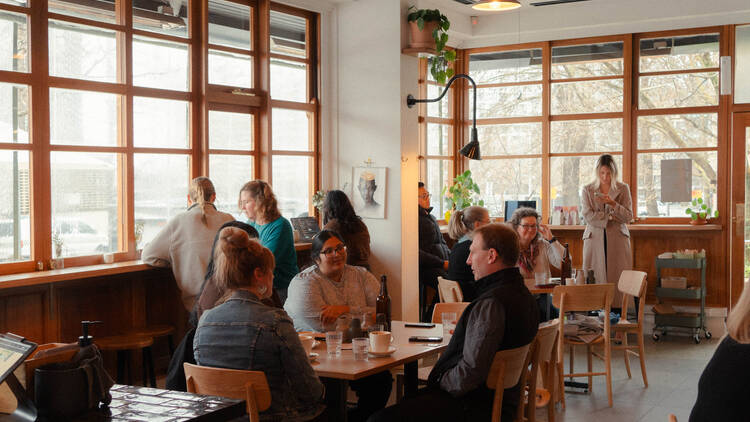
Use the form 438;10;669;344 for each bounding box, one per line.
442;170;484;222
685;197;718;225
407;6;456;84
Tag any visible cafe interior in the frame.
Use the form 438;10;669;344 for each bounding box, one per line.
1;0;750;420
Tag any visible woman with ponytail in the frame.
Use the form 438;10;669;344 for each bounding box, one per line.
143;177;234;310
239;180;299;304
446;206;490;301
194;227;325;421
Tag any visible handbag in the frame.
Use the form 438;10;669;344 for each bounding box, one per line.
34;344;114;419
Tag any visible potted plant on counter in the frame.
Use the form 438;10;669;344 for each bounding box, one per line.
406;6;456;84
685;197;718;225
442;170;484;222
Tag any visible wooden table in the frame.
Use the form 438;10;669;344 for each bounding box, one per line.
312;321;449;422
525;279;557;321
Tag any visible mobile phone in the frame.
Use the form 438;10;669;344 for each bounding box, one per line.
404;323;436;328
594;192;603;197
408;336;443;342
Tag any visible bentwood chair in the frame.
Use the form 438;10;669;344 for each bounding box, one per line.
528;319;561;422
486;342;535;422
437;277;464;303
552;283;615;407
184;363;271;422
612;270;649;387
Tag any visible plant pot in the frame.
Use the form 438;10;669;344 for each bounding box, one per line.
408;21;439;49
689;218;707;225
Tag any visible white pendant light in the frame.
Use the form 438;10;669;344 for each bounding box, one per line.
472;0;521;11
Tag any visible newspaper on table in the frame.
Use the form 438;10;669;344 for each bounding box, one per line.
563;316;603;344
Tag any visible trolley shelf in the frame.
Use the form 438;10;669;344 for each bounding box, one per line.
653;256;709;344
655;287;702;300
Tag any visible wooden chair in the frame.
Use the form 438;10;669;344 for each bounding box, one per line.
184;363;271;422
528;319;561;422
486;342;535;422
612;270;648;388
437;277;463;303
552;283;615;407
432;302;470;323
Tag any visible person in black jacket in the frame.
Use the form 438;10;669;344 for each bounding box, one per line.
370;223;539;422
418;182;450;321
446;206;490;302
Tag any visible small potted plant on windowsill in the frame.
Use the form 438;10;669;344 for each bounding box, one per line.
685;197;718;225
406;6;456;84
51;229;64;269
442;170;484;223
134;222;144;259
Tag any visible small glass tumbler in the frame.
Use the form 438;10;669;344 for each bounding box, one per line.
326;331;343;357
534;271;548;286
352;337;369;361
442;312;457;338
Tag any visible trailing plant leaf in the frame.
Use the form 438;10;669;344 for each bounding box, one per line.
408;6;455;83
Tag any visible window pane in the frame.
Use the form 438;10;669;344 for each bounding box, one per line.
272;155;311;218
133;36;189;91
49;20;117;83
473;85;542;118
51;152;119;257
552;42;623;79
551;79;623;114
550;155;622;210
209;49;252;88
736;25;750;104
427;84;451;118
469;49;542;84
476;123;541;155
639;72;719;109
208;0;250;50
271;58;306;102
270;10;306;58
272;108;310;151
49;0;115;23
1;0;26;7
0;150;30;263
427;123;451;156
133;0;188;38
209;154;253;216
637;151;717;218
640;34;719;73
133;97;189;148
209;110;253;150
470;158;541;218
638;113;717;149
50;88;119;146
426;159;453;220
0;10;28;73
134;154;188;248
551;119;622;153
0;83;29;143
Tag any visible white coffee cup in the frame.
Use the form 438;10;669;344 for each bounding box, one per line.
102;253;114;264
369;331;392;353
299;335;314;355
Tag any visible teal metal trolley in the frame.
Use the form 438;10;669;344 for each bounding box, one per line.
652;257;711;344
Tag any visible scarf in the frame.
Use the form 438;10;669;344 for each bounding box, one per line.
518;240;540;275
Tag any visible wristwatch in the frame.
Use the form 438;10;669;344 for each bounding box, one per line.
548;237;557;244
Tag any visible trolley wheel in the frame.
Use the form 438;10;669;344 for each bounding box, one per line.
693;334;701;344
705;331;712;340
652;333;660;342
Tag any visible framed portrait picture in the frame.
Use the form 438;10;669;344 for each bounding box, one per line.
351;166;386;219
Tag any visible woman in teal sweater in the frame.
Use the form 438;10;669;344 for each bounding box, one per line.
239;180;299;304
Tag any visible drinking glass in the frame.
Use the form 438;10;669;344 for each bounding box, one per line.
442;312;457;338
534;271;548;286
326;331;342;357
352;337;369;361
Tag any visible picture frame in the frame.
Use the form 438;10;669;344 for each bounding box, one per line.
351;166;387;219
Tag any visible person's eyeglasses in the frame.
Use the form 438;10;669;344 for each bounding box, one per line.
519;224;538;230
419;193;432;200
320;244;346;258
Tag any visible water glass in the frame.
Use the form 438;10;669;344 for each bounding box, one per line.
326;331;343;357
442;312;457;338
352;337;369;361
534;272;548;286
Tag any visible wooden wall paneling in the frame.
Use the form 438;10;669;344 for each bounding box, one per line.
0;286;49;344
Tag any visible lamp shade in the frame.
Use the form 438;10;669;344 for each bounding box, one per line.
460;128;481;160
472;0;521;11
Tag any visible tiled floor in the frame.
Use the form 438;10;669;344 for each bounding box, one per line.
537;333;719;422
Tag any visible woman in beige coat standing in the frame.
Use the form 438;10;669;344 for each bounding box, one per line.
582;154;633;308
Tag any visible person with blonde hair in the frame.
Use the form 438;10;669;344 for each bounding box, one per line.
239;180;298;304
689;285;750;421
143;176;234;310
194;227;325;421
446;206;490;301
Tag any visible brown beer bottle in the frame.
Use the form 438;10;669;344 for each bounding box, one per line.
375;275;391;331
561;243;572;284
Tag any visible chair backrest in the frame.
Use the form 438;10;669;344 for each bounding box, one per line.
432;302;470;323
618;270;647;320
536;319;560;364
437;277;464;303
551;284;615;312
184;363;271;421
486;343;532;390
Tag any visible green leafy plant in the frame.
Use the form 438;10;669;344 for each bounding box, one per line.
407;6;456;84
312;190;327;211
685;197;718;221
442;170;484;221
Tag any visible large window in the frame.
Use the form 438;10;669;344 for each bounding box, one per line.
0;0;320;270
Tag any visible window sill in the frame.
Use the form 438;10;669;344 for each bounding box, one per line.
0;260;153;290
549;224;722;231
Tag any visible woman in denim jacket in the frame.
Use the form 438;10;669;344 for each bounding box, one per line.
194;227;325;421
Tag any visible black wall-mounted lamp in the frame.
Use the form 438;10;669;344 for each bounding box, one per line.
407;73;480;160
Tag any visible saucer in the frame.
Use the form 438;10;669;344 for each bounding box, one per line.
368;346;396;357
308;352;319;361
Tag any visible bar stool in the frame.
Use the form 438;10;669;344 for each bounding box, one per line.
128;324;176;357
96;335;155;387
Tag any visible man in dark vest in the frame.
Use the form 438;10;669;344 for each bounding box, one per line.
369;223;538;422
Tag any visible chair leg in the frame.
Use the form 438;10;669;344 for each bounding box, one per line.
115;350;126;384
568;345;574;382
396;373;404;403
143;346;156;387
586;344;593;393
605;340;613;408
622;332;632;379
557;362;565;410
637;330;648;388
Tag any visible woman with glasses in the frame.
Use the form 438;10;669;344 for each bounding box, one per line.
284;229;391;422
508;207;565;280
322;190;371;271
